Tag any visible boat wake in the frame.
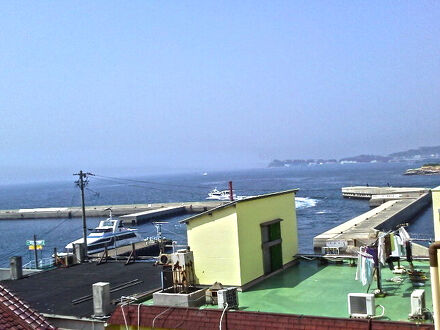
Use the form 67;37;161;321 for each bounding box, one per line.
296;197;318;209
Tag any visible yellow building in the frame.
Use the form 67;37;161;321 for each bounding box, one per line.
181;189;299;290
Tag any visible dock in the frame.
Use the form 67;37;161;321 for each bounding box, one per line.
342;186;429;199
314;186;431;253
0;201;225;220
119;206;186;225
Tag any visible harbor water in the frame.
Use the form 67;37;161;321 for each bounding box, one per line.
0;162;439;267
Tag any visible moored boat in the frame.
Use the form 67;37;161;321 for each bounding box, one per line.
65;211;144;255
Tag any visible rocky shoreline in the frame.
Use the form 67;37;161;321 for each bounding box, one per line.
404;164;440;175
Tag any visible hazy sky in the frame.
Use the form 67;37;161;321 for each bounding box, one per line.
1;2;439;182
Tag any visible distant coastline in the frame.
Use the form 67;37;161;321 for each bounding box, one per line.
404;164;440;176
268;145;440;167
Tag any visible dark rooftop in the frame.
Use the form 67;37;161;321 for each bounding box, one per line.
1;261;161;318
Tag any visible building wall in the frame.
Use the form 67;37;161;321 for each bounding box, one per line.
186;206;242;286
236;192;298;286
433;187;440;240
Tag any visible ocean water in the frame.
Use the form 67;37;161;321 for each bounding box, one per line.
0;163;439;267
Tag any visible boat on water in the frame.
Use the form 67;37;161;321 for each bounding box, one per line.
206;188;236;200
65;211;144;255
206;188;248;201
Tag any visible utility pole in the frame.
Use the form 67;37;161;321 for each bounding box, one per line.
33;234;38;269
74;170;94;259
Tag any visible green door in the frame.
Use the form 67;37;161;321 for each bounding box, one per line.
270;244;283;272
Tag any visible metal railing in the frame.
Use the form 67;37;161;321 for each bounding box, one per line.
23;257;55;270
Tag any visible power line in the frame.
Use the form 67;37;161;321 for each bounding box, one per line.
90;177;203;196
92;174;208;190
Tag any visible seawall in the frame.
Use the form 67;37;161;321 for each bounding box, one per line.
0;201;225;220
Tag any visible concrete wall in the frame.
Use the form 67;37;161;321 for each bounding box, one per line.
44;314;105;330
187;206;241;286
236;192;298;286
0;268;41;280
375;193;432;231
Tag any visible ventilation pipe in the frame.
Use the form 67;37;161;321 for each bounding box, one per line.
429;242;440;330
228;181;234;201
9;256;22;280
74;243;86;263
93;282;111;317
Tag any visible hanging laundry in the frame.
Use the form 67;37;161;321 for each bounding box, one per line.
399;227;411;245
406;241;413;263
366;247;378;265
390;233;395;252
355;250;375;286
391;235;406;257
378;235;386;266
384;234;392;258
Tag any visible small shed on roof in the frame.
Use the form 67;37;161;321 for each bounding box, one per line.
181;189;299;290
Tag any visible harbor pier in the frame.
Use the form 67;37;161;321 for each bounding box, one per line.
314;186;431;253
0;201;225;221
119;206;186;225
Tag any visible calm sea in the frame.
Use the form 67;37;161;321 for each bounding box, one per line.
0;163;438;267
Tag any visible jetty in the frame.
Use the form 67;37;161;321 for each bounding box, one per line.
0;201;225;221
119;206;186;225
342;186;428;199
314;186;431;253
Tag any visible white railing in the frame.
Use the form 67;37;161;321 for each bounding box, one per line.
23;257;54;270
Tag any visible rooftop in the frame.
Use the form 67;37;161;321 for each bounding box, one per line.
144;258;433;324
1;261;161;318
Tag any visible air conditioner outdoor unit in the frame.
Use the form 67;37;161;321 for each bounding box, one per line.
409;289;425;318
217;288;239;309
348;293;375;318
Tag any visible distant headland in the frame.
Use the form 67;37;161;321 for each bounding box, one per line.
404;163;440;175
268;145;440;167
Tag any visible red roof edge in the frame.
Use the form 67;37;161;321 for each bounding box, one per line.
108;305;434;330
0;284;56;330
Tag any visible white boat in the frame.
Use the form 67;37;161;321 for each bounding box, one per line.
206;188;250;201
206;188;236;200
65;212;144;255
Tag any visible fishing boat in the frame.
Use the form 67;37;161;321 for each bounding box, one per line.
64;211;144;255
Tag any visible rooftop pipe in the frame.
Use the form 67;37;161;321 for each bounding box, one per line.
429;241;440;330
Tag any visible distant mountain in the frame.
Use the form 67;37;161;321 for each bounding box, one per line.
268;145;440;168
389;146;440;159
340;155;391;163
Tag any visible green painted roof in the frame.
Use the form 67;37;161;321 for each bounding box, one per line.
144;259;433;324
180;189;298;224
232;259;432;323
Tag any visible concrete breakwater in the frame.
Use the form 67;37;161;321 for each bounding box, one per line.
0;201;225;220
314;186;431;253
342;186;429;199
